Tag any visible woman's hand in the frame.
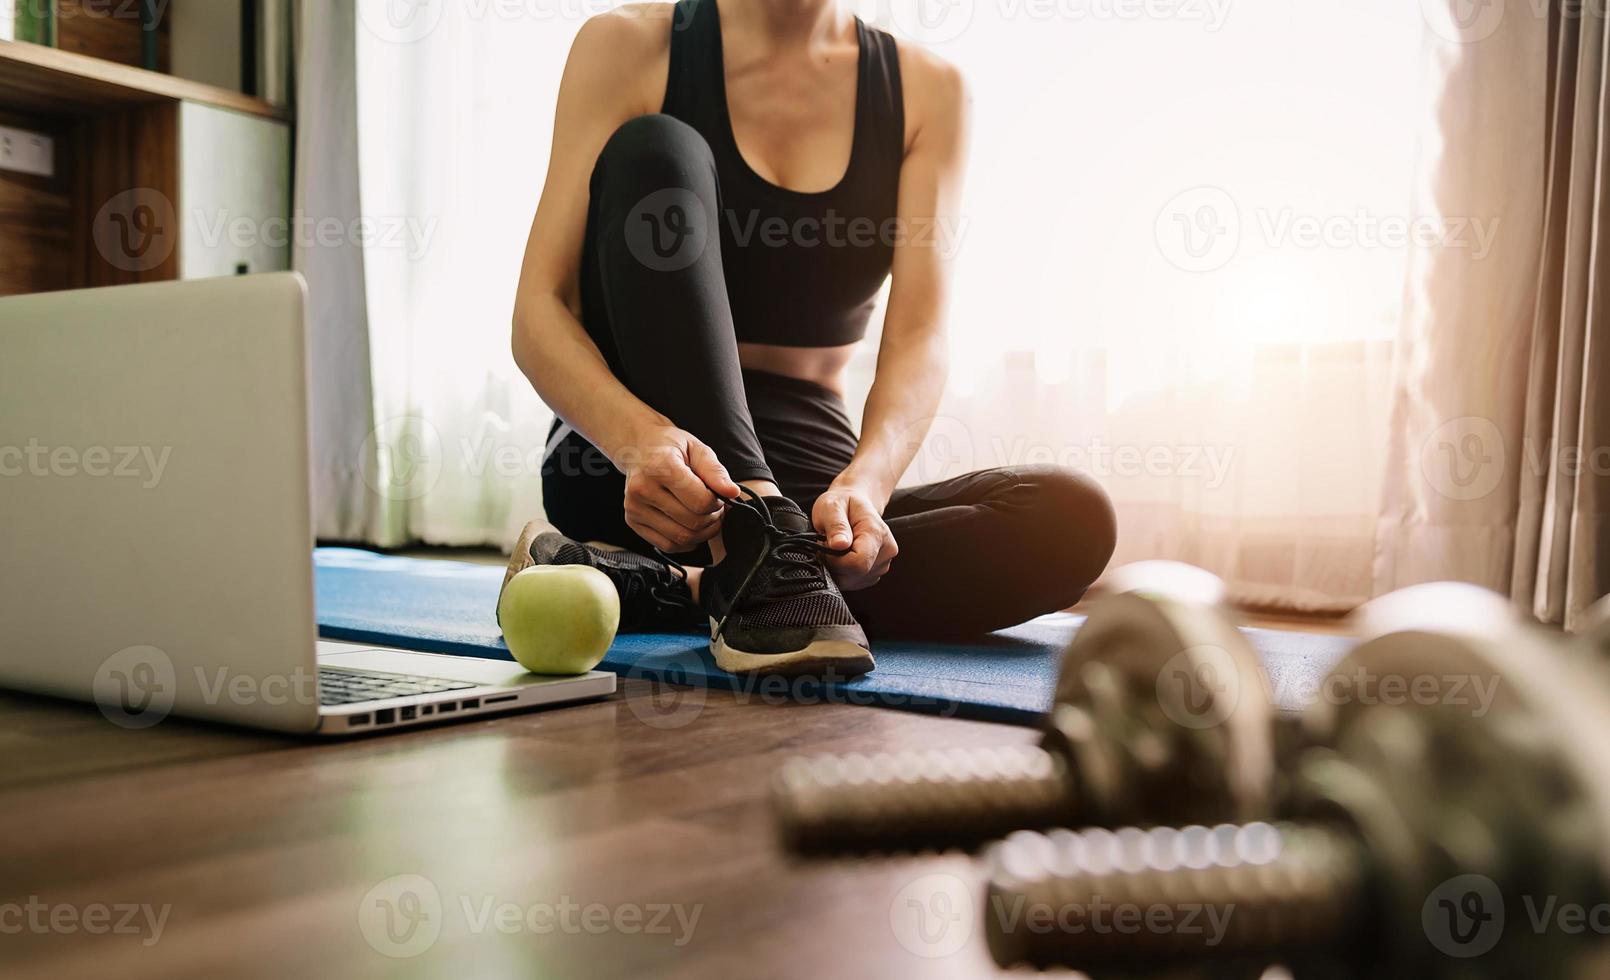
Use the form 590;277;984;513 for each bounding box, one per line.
618;425;741;552
812;483;899;591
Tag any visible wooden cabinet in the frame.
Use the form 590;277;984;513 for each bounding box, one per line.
178;102;291;278
0;37;293;296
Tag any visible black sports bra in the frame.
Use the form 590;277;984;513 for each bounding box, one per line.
662;0;905;347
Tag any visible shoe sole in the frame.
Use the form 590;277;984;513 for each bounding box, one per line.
502;521;628;594
499;519;571;627
709;618;876;678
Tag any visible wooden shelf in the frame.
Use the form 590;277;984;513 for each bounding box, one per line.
0;39;290;122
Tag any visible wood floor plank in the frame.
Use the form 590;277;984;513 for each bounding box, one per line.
0;680;1049;978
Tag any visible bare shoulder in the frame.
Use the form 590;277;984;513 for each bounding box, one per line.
566;4;675;116
574;2;674;52
889;38;971;153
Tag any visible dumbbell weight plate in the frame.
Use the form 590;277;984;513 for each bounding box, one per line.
1050;567;1275;826
1289;583;1610;978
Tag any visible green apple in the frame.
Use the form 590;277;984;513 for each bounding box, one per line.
497;565;619;675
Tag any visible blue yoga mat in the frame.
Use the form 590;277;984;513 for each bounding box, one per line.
314;548;1355;727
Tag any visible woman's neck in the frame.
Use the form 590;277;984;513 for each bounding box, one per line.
718;0;853;50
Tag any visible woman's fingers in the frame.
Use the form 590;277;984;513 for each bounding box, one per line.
645;485;722;534
662;454;723;515
813;496;854;551
685;438;741;500
626;498;707;551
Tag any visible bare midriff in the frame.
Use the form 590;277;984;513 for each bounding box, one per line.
737;342;858;396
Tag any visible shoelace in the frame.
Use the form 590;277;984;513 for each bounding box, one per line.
623;549;696;619
708;488;850;639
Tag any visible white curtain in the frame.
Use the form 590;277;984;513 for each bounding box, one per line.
335;0;1427;613
1377;0;1610;629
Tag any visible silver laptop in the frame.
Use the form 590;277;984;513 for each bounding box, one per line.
0;273;615;735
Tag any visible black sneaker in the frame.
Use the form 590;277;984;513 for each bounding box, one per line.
499;521;702;632
699;491;874;677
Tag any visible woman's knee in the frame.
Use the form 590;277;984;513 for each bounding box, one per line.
596;114;716;193
1014;464;1117;589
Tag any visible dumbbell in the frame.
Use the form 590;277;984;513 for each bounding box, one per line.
770;561;1276;854
983;582;1610;978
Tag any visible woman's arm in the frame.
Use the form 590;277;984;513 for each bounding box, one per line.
513;10;738;552
814;51;973;590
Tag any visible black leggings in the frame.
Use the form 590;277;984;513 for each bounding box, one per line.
541;114;1117;639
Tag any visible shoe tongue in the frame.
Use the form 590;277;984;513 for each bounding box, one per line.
761;496;812;536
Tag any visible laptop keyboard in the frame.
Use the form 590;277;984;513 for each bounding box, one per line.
318;667;478;707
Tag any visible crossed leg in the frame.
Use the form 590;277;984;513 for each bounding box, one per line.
540;114;1117;640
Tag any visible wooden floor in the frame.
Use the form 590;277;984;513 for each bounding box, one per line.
0;678;1058;979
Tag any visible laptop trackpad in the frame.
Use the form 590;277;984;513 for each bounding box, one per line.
318;643;592;688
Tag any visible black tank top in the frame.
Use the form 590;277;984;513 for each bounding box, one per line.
662;0;905;348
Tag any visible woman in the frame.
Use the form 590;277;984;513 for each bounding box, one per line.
507;0;1115;677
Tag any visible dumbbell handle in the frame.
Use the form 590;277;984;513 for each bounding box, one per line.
772;745;1076;853
984;822;1366;970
